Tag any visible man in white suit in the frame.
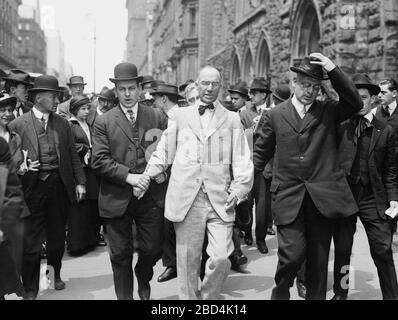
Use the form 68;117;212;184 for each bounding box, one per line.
142;66;253;300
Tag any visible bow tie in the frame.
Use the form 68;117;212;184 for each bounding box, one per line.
198;103;215;116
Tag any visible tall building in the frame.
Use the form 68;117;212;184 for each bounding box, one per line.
45;29;67;85
132;0;398;95
0;0;22;70
17;0;47;74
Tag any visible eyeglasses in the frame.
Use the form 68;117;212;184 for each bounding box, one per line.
200;81;221;88
298;81;321;91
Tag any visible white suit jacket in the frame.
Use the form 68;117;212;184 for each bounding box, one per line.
145;100;253;223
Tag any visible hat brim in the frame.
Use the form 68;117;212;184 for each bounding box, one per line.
249;88;272;94
227;89;250;99
28;88;62;93
151;90;184;100
67;82;87;86
272;92;290;102
98;95;114;101
0;96;17;108
290;67;329;81
109;76;143;84
355;84;381;96
3;78;33;87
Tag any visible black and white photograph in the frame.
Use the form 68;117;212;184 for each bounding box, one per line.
0;0;398;304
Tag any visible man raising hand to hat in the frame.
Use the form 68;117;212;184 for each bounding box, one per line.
253;52;363;300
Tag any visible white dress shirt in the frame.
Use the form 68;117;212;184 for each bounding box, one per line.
13;102;24;118
199;102;216;139
32;107;49;129
167;105;179;119
292;95;313;119
120;103;138;122
256;102;269;114
387;100;397;116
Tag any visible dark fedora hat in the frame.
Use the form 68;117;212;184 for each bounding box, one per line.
228;81;249;100
150;83;184;100
147;80;165;93
0;92;17;109
290;56;329;81
67;76;87;86
69;95;90;115
3;69;32;87
109;63;143;84
272;84;291;102
179;80;195;93
141;75;155;87
352;73;380;96
98;87;116;101
250;77;272;93
28;75;62;93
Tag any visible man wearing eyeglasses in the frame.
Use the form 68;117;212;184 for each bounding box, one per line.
143;66;253;300
253;53;363;300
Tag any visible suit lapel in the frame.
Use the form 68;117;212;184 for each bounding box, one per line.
24;112;39;158
50;115;61;158
136;104;147;144
188;105;204;143
114;106;136;145
206;102;228;141
281;100;300;133
369;121;382;155
299;101;322;133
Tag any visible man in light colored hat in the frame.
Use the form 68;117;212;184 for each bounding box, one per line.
57;76;87;120
143;66;253;300
9;75;86;299
253;53;363;300
3;69;33;119
91;62;168;300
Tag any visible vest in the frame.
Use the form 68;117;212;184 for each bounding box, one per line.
32;114;59;171
131;118;146;174
349;126;372;186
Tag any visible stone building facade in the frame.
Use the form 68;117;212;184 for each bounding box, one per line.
128;0;398;94
0;0;22;70
18;2;47;74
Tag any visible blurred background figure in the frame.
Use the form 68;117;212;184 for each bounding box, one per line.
271;84;291;107
141;75;155;93
228;81;250;112
58;76;87;120
184;82;199;106
87;86;116;129
178;80;194;107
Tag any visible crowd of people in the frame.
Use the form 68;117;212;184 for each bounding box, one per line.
0;51;398;301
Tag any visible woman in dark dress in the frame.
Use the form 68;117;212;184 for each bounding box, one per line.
66;96;100;256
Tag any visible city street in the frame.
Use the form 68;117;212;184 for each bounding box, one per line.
6;220;398;300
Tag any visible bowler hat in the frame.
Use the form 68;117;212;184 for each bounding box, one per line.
290;56;329;81
109;63;143;84
67;76;87;86
150;83;184;100
98;87;116;101
141;75;155;87
69;95;90;115
3;69;32;87
250;77;272;93
272;84;291;102
0;92;17;109
352;73;380;96
228;81;249;100
28;75;62;93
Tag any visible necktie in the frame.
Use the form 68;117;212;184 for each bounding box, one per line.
126;109;136;127
198;103;215;116
300;105;307;119
351;116;370;144
40;114;49;130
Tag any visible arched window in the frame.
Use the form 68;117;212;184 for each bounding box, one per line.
291;0;321;59
256;36;271;78
231;53;241;84
242;45;254;83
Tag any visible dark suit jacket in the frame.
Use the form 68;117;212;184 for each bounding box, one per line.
92;104;168;218
337;116;398;218
253;67;363;226
8;111;86;203
69;119;98;199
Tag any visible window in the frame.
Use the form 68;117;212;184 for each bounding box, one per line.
242;45;254;83
189;7;197;37
256;36;271;78
231;53;241;84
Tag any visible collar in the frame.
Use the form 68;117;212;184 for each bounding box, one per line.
120;102;138;117
167;105;179;118
32;106;45;119
97;108;104;116
255;102;269;113
363;111;374;123
292;95;313;112
388;100;397;112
